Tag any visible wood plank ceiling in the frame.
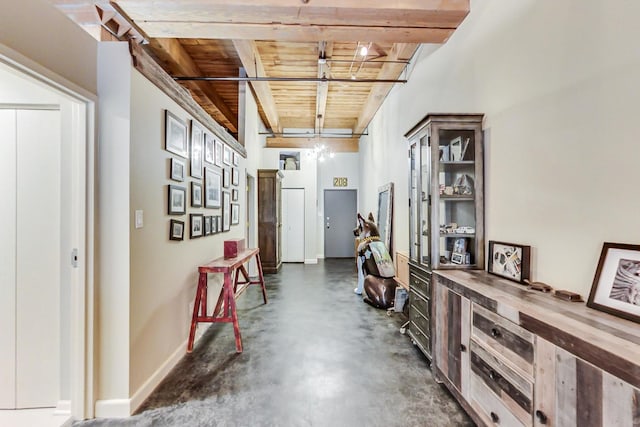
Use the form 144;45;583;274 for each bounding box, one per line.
49;0;470;150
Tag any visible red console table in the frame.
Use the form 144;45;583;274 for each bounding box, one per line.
187;247;267;353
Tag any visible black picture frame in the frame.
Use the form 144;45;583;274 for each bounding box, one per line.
190;121;204;178
170;157;185;182
232;168;239;186
204;167;221;209
204;215;212;236
587;242;640;324
204;133;214;164
223;168;230;188
191;182;202;208
215;139;223;167
231;203;240;225
487;240;531;283
223;145;231;165
222;191;231;231
168;185;186;215
190;213;204;238
169;219;184;241
165;110;188;158
232;151;239;166
232;189;238;201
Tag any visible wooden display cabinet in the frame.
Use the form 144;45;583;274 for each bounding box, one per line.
404;113;484;361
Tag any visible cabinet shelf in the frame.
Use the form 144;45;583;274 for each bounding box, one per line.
440;233;476;238
439;196;474;201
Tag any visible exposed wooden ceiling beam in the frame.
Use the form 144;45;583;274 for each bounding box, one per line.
266;136;359;153
127;23;455;44
148;38;238;133
315;41;333;134
115;0;469;28
232;40;282;133
354;43;419;134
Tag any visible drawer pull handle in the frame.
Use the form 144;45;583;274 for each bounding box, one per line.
490;327;501;338
490;411;500;423
489;369;497;380
460;344;467;352
535;410;548;424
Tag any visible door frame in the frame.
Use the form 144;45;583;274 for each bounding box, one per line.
1;46;96;420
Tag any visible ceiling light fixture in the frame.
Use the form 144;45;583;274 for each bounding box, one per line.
360;45;368;57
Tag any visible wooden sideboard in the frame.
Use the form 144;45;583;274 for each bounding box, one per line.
433;270;640;427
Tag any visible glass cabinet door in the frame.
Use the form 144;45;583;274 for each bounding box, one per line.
433;127;478;267
419;135;430;265
409;142;419;261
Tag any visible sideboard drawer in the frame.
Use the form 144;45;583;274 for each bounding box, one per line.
470;341;533;426
472;303;534;377
409;272;430;297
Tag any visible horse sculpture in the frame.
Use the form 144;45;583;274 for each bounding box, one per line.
353;213;397;309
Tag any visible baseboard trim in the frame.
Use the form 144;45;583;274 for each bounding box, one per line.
304;258;318;264
95;399;131;418
317;255;325;259
130;338;188;413
95;339;188;418
54;400;71;415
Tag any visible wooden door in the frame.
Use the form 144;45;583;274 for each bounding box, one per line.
535;337;640;427
434;278;471;398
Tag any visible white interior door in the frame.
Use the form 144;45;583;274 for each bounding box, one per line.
282;188;305;262
0;108;61;409
0;110;18;408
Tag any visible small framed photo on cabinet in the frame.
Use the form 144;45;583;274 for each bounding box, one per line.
488;240;531;283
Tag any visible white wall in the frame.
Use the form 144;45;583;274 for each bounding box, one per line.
360;0;640;296
96;43;131;408
96;42;249;415
0;0;96;95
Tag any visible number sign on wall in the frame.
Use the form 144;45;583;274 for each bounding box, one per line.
333;177;348;187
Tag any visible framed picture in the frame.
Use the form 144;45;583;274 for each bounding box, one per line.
204;133;214;164
190;121;204;178
214;215;221;233
165;110;188;158
190;214;204;238
191;182;202;208
215;140;223;167
450;136;463;161
231;203;240;225
169;219;184;241
204;167;221;208
170;157;185;182
232;168;239;186
223;145;231;165
168;185;186;215
204;216;212;236
488;240;531;283
232;151;238;166
587;242;640;323
223;168;230;188
232;189;239;201
222;191;231;231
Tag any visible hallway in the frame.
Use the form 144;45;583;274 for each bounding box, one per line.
79;260;472;427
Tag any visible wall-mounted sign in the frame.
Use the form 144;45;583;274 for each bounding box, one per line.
333;177;348;187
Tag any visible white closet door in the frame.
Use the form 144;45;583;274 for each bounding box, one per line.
0;110;17;409
15;109;61;408
282;188;305;262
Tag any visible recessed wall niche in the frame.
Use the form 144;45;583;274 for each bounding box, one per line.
279;151;300;170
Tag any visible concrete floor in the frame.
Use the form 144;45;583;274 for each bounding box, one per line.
77;259;473;427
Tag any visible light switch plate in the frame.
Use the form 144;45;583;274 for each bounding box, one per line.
135;210;144;228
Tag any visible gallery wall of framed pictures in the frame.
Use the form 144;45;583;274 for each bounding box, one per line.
164;109;243;241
